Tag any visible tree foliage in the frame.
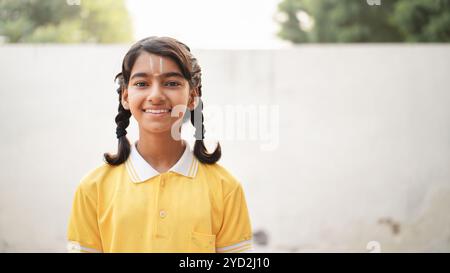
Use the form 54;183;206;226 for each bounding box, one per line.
277;0;450;43
0;0;133;43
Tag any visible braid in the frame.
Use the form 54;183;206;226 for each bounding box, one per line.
191;97;205;140
115;100;131;139
104;74;132;165
190;91;221;164
180;47;221;164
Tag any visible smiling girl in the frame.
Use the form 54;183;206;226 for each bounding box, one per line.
67;36;253;253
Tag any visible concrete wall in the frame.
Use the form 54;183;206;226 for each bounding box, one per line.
0;44;449;252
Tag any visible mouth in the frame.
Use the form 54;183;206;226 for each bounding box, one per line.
142;108;172;116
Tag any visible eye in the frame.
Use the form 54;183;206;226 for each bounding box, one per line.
165;81;181;87
134;82;148;87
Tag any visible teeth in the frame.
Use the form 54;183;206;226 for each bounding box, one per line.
144;109;170;114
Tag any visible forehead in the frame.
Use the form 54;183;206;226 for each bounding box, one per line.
131;51;181;74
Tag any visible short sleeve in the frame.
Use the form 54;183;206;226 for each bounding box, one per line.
215;183;253;253
67;183;103;253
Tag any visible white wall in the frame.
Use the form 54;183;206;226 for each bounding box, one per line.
0;44;449;252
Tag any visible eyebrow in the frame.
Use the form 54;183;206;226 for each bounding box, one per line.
130;71;184;81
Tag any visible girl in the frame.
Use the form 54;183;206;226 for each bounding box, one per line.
67;36;253;253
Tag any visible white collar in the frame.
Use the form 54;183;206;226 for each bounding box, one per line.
125;140;199;183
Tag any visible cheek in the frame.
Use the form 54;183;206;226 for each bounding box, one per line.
167;90;190;106
127;90;144;104
126;92;145;115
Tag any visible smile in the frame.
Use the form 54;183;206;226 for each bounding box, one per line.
142;108;172;116
144;109;171;113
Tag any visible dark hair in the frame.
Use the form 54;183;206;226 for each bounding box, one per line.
104;36;221;166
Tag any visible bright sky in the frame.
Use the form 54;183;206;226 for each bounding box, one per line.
125;0;291;49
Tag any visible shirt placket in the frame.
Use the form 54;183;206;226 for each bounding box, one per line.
154;173;170;240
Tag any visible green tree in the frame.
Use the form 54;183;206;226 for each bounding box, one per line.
392;0;450;42
277;0;450;43
0;0;133;43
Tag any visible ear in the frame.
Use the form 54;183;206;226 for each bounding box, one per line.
121;87;130;110
188;87;199;111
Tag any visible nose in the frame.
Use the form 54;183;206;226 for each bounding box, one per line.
146;82;166;103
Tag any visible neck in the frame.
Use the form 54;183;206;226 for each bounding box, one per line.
136;129;185;173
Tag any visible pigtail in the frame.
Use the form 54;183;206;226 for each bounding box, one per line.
190;94;221;164
103;73;132;166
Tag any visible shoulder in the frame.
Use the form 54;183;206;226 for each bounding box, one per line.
75;162;120;197
199;162;244;199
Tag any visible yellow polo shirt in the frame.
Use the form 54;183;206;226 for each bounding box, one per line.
67;140;253;253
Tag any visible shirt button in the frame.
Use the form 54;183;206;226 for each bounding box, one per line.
159;210;167;218
161;181;165;187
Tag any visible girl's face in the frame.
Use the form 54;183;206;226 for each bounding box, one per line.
122;51;196;135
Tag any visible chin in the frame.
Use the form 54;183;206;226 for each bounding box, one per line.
141;124;172;135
